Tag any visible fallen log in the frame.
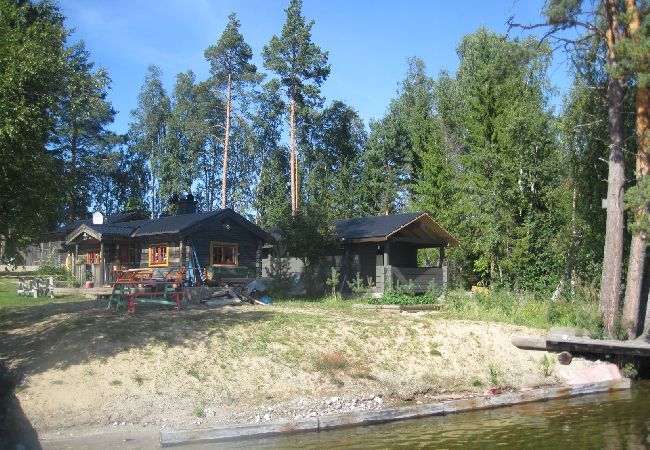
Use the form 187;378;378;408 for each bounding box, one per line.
511;335;547;351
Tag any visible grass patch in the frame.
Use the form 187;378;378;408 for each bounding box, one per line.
0;278;87;313
437;289;601;333
109;379;122;386
50;379;64;385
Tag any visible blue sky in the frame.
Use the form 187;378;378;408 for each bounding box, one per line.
59;0;569;135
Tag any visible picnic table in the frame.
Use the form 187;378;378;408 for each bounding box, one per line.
107;281;181;316
111;267;184;283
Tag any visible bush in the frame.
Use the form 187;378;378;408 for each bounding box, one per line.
265;241;293;297
365;292;439;306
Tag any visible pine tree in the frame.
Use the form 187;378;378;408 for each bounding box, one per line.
54;41;115;220
262;0;330;215
204;12;259;210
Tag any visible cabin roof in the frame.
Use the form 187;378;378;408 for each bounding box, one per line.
333;212;460;247
63;209;271;243
45;211;145;238
131;211;220;236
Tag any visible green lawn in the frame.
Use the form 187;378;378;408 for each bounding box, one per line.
0;277;87;312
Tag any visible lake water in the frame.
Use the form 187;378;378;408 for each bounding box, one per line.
202;381;650;449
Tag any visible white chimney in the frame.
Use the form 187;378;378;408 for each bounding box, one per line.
92;211;105;225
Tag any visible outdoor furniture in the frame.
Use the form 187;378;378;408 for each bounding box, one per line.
17;277;54;298
106;281;181;315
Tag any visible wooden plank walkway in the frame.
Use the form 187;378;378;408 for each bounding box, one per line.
513;327;650;358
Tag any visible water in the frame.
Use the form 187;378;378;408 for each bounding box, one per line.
192;382;650;449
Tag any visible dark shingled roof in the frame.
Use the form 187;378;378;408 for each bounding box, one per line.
131;211;220;237
83;224;141;238
63;209;271;243
333;212;423;240
50;211;145;235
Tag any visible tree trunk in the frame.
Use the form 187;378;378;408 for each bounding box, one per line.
600;0;626;337
70;129;78;221
290;95;296;216
623;0;650;339
221;73;232;210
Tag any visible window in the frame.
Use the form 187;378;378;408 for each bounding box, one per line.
149;244;168;266
210;242;238;266
87;251;100;264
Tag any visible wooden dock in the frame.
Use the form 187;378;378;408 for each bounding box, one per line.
512;328;650;358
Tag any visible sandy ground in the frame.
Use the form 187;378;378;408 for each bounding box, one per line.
0;299;556;445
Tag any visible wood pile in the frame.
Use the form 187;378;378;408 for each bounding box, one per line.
201;285;263;307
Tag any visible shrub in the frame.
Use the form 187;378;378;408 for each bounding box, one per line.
265;240;293;297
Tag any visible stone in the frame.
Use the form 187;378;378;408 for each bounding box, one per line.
373;397;383;404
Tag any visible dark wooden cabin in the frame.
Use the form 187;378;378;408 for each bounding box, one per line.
37;196;270;285
262;212;459;294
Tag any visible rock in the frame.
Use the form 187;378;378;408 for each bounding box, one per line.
373;396;383;404
310;411;317;417
557;363;622;385
263;414;271;421
330;396;339;403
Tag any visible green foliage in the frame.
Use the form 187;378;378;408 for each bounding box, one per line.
622;362;639;379
0;0;69;261
346;272;370;296
325;267;340;299
204;12;261;211
129;65;171;216
366;293;438;306
304;101;367;221
274;208;336;295
265;240;293;297
425;279;444;300
625;176;650;235
438;288;602;333
540;354;554;377
488;363;500;387
262;0;330;109
35;252;71;282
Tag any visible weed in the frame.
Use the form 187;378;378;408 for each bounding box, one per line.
540;354;554;377
132;374;145;386
313;351;350;373
488;364;500;387
472;378;483;387
97;356;108;365
187;367;202;381
191;407;206;418
83;367;95;377
109;379;122;386
622;362;639;379
50;379;64;385
429;343;442;357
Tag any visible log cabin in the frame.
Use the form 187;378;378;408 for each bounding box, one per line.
262;212;460;294
29;195;271;285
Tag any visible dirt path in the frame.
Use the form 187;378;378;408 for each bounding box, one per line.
0;300;554;443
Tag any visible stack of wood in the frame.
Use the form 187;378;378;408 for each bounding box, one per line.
202;285;263;307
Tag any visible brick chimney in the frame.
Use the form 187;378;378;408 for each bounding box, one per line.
175;193;197;215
